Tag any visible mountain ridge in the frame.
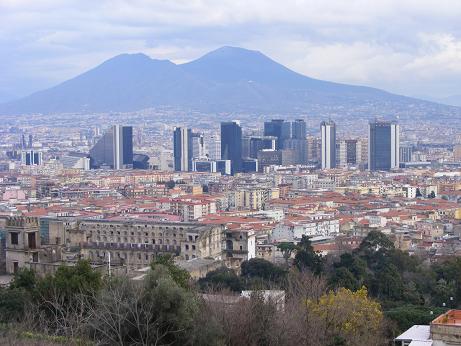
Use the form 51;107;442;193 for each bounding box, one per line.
0;46;456;116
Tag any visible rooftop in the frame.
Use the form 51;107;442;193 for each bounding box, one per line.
395;325;430;342
432;309;461;326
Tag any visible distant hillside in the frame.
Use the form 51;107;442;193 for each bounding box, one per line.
0;46;459;117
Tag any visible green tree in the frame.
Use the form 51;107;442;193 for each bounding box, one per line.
330;267;359;290
277;242;296;267
385;305;448;334
10;268;37;291
293;235;324;275
151;254;191;289
37;260;101;300
241;258;286;284
0;288;29;323
198;267;243;292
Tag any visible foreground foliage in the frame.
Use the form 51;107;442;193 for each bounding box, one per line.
1;232;459;344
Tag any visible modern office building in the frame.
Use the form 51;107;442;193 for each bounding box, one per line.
192;159;217;173
21;150;42;166
133;153;150;169
257;149;282;172
191;133;206;159
291;119;306;140
307;135;321;162
60;152;90;170
399;143;413;163
368;120;400;171
242;158;258;173
221;121;242;175
337;139;367;167
320;120;336;169
90;125;133;169
206;135;221;160
173;127;193;172
248;136;276;159
283;138;308;164
264;119;291;149
216;160;232;175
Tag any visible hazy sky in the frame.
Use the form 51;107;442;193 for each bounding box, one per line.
2;0;461;102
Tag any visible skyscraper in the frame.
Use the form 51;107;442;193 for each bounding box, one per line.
291;119;306;140
399;143;413;163
221;121;242;175
264;119;291;149
191;133;205;159
321;120;336;169
21;150;42;166
89;125;133;169
338;139;369;167
173;127;192;171
368;120;399;171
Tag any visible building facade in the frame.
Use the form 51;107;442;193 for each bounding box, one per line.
321;120;336;169
368;120;399;171
221;121;243;175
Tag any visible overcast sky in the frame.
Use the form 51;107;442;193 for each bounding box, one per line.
2;0;461;102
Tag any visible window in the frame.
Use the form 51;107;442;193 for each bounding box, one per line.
192;245;196;250
185;244;189;250
13;261;19;273
11;232;19;245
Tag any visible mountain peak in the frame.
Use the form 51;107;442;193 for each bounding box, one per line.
188;46;267;65
0;46;449;116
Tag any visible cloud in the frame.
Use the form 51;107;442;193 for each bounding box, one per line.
1;0;461;101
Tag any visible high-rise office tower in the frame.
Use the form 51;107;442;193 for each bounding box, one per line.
264;119;291;149
173;127;193;171
191;133;205;159
90;125;133;169
399;143;413;163
338;139;369;167
292;119;306;140
242;135;251;158
221;121;242;175
368;120;399;171
307;135;320;162
205;135;221;160
21;150;42;166
113;125;133;170
28;134;33;149
321;120;336;169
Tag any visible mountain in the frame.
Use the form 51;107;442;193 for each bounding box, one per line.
0;46;457;115
434;95;461;107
